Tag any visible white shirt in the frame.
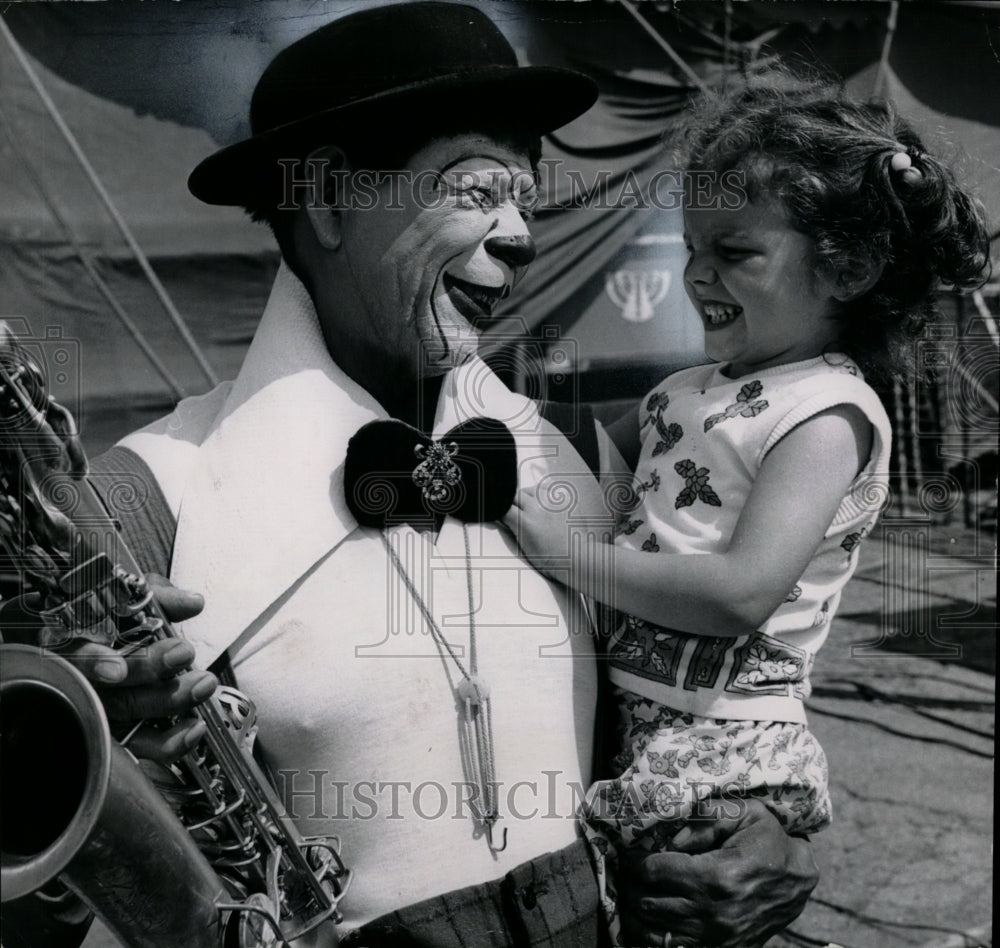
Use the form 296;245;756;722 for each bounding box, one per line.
120;264;600;925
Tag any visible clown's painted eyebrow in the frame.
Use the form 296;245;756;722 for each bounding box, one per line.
441;152;521;172
439;153;539;186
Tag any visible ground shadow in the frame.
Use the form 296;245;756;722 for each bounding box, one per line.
838;601;996;675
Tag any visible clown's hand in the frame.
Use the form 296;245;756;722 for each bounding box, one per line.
617;800;819;948
1;574;215;763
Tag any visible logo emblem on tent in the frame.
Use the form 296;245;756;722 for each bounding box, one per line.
604;269;671;323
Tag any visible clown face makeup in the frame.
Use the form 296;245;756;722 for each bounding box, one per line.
337;134;538;383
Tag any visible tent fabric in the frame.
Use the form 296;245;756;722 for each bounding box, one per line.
0;36;274;257
1;37;278;446
2;1;997;451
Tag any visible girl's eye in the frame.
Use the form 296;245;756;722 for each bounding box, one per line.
718;245;753;259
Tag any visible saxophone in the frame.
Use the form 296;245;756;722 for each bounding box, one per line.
0;322;351;947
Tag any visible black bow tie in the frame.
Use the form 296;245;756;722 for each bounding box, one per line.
344;417;517;529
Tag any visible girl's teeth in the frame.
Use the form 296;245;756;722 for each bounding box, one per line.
704;304;743;324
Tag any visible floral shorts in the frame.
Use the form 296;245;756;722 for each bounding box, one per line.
582;691;831;943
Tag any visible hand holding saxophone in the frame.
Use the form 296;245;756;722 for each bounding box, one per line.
62;574;218;762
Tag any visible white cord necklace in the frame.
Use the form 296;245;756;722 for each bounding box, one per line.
382;523;507;854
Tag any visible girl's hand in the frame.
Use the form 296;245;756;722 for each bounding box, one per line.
504;485;565;576
504;482;615;581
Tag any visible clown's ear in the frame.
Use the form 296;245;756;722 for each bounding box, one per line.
304;145;349;250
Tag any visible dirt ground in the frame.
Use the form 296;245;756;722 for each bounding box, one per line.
769;516;995;948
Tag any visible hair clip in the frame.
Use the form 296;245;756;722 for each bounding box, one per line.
890;150;922;184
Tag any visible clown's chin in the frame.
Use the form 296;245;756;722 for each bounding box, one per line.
418;300;481;374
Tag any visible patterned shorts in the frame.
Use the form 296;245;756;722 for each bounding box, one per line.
582;691;831;943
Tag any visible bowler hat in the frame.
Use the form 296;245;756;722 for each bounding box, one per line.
189;1;598;206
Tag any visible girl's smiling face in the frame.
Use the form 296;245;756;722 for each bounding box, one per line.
683;194;843;378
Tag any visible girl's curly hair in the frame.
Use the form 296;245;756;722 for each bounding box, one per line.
673;72;992;382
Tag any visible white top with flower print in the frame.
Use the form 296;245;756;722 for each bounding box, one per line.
606;355;892;723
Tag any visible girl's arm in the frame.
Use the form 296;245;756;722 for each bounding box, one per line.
507;404;873;638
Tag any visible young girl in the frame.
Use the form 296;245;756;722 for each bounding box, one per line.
506;76;990;941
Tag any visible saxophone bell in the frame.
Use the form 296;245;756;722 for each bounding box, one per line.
1;644;230;947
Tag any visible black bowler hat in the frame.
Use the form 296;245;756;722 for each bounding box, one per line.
189;1;598;206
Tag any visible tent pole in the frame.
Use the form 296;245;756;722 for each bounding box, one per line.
0;16;219;389
0;101;188;401
723;0;733;78
970;290;999;347
873;1;899;99
948;349;999;415
615;0;709;95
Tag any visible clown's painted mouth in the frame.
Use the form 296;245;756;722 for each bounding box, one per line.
443;274;509;320
701;302;743;328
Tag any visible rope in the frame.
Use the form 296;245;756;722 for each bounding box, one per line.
615;0;710;95
383;530;470;678
382;525;504;846
0;100;187;400
873;0;900;99
0;17;219;389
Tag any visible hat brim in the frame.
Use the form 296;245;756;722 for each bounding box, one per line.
189;66;597;206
